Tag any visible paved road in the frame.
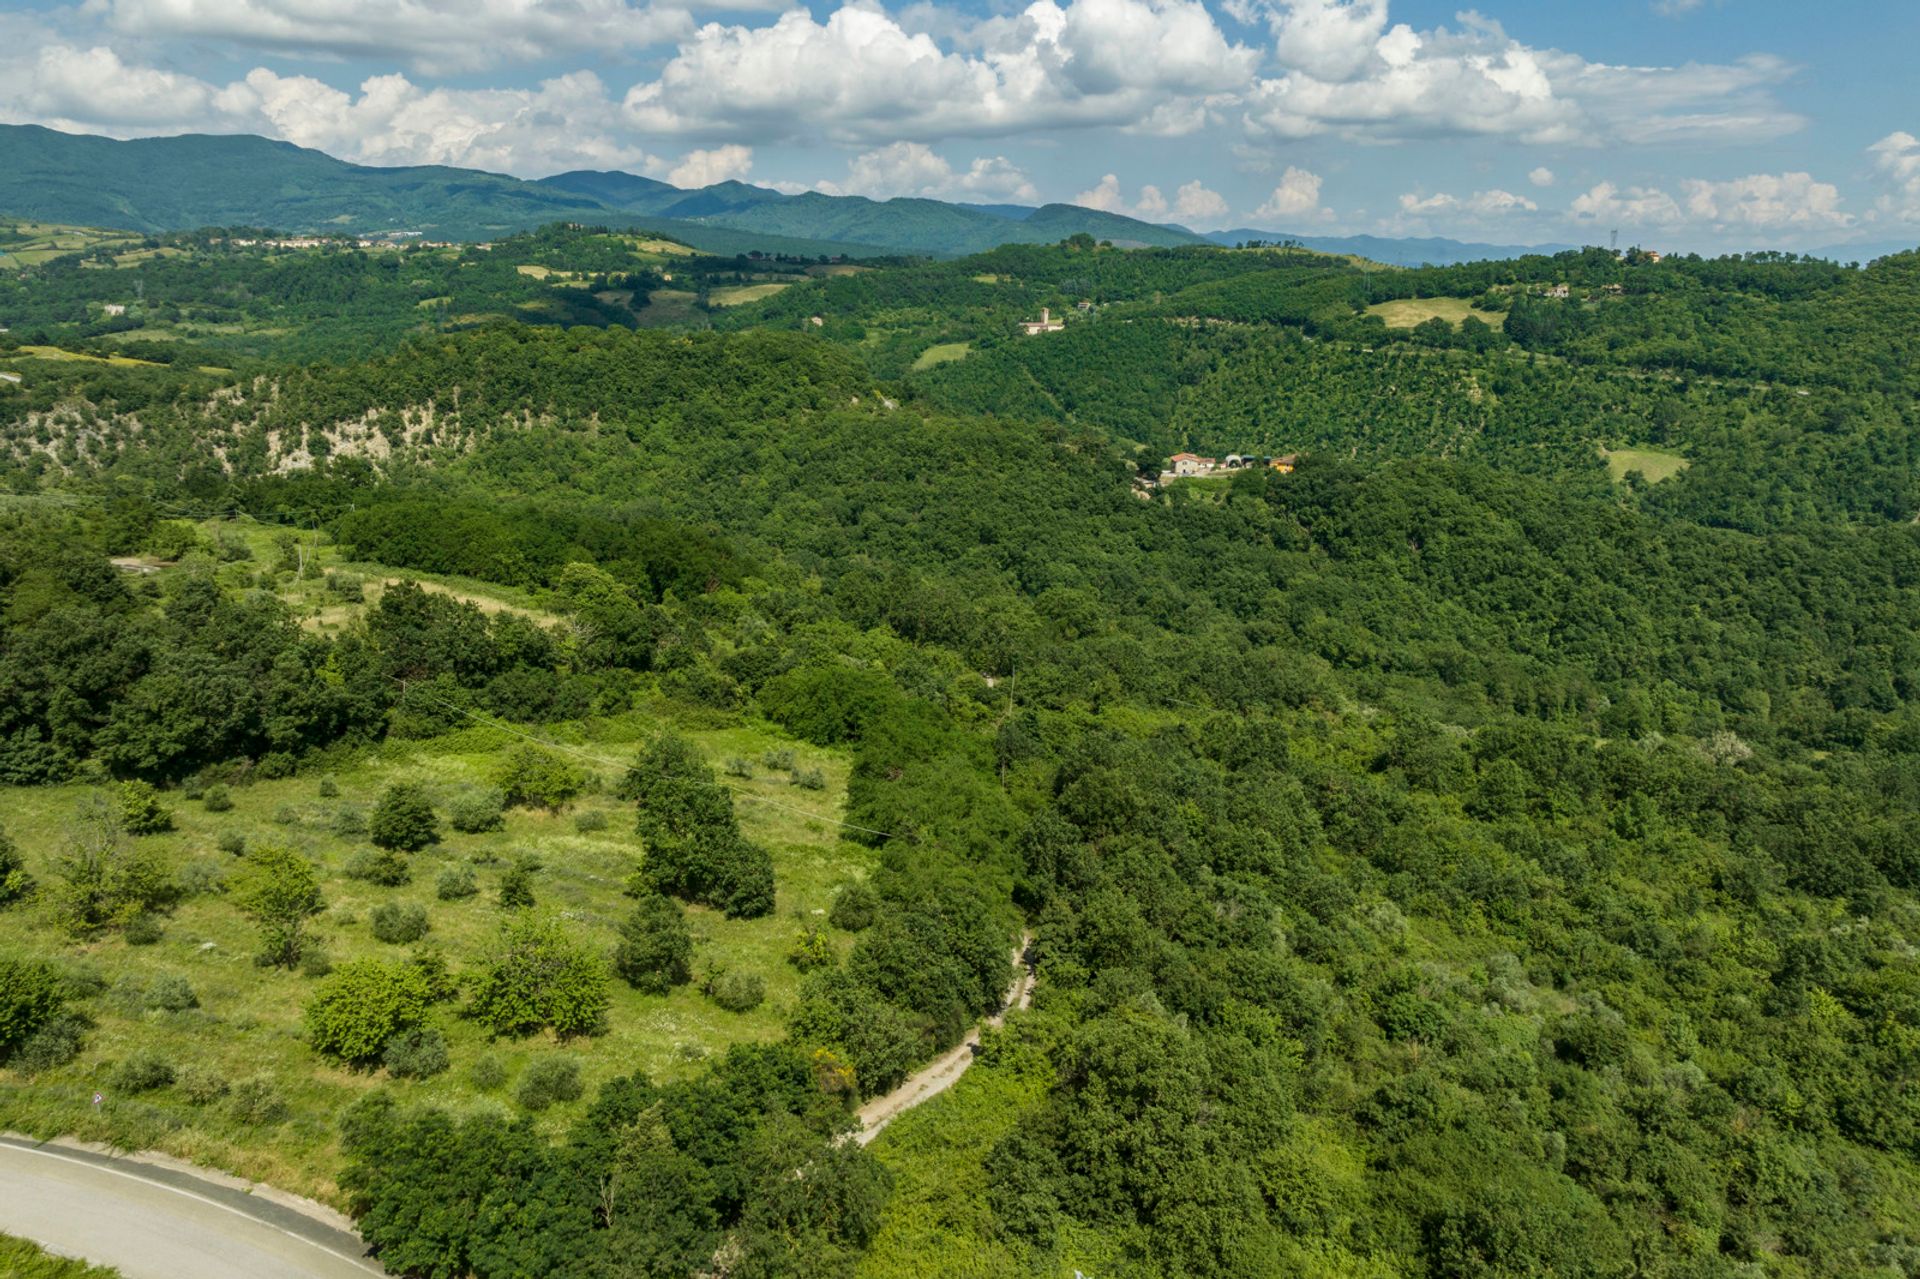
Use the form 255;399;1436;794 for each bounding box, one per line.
0;1137;384;1279
852;932;1035;1145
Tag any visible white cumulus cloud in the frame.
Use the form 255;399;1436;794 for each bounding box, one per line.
1869;131;1920;220
1568;181;1684;226
1529;166;1556;187
837;142;1039;202
667;144;752;187
1252;165;1329;221
1679;172;1852;229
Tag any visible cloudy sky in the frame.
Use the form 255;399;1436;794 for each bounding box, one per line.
4;0;1917;251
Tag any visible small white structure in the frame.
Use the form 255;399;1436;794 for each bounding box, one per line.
102;303;127;317
1021;306;1066;336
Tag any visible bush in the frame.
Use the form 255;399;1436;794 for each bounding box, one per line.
217;831;246;857
50;800;175;935
331;806;369;838
299;945;334;978
305;960;431;1063
345;849;412;887
406;947;459;1003
177;1066;229;1105
383;1026;449;1079
228;1075;287;1125
318;776;340;799
829;881;879;932
326;573;364;603
272;804;301;826
573;809;610;834
497;856;538;910
514;1057;583;1111
202;785;234;813
111;1052;176;1093
724;757;755;779
470;1056;508;1091
0;825;31;906
146;974;199;1012
788;925;834;971
178;858;227;897
371;903;430;945
762;748;796;772
233;846;325;968
706;969;766;1013
369;783;440;852
469;914;610;1039
119;780;174;835
124;913;165;945
447;788;506;834
494;746;586;813
11;1014;89;1073
257;752;296;781
791;767;827;791
435;864;479;901
613;894;693;994
0;957;64;1063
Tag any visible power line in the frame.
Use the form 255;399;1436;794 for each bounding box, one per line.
391;678;899;840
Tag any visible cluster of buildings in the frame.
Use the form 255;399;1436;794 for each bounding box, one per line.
1164;451;1297;478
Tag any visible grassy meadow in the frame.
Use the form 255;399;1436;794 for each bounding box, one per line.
0;522;873;1204
1365;296;1483;329
1602;445;1692;484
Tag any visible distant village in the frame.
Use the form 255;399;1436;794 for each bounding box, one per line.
1134;450;1297;497
218;233;475;252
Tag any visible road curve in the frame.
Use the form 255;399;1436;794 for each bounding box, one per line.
852;932;1035;1145
0;1135;384;1279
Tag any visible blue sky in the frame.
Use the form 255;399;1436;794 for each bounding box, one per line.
3;0;1916;252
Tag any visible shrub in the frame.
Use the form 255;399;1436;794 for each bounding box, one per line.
217;831;246;857
299;946;333;978
257;752;296;780
110;1052;176;1093
383;1026;449;1079
202;785;234;813
791;767;827;791
788;925;835;971
178;858;226;897
406;947;459;1003
345;849;412;887
435;864;479;901
514;1057;582;1111
331;806;370;838
494;746;586;813
829;881;879;932
470;1056;508;1091
51;800;175;935
12;1014;89;1073
305;960;430;1063
272;804;301;826
447;788;506;834
318;776;340;799
0;826;31;906
613;894;693;994
228;1075;288;1125
124;913;165;946
233;846;325;968
325;572;364;603
145;975;198;1012
118;780;174;835
369;783;440;852
573;809;610;834
706;969;766;1013
371;903;430;945
469;914;610;1039
761;748;796;772
497;856;538;910
177;1066;229;1105
0;957;64;1063
724;757;755;779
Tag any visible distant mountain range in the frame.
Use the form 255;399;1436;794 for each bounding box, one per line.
1203;228;1580;268
0;125;1204;258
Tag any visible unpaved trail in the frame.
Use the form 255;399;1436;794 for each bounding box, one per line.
851;932;1035;1146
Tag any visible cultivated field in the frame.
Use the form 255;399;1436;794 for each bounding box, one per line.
1366;296;1483;329
708;283;791;307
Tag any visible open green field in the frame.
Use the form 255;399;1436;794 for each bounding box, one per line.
709;283;791;307
0;1234;120;1279
1602;445;1691;483
0;527;872;1205
1365;296;1482;329
15;346;161;368
911;342;971;371
0;222;145;269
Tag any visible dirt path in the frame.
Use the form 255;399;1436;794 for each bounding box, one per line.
851;932;1035;1146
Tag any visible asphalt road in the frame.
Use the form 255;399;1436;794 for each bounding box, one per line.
0;1137;384;1279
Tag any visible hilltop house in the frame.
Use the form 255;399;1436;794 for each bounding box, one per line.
1167;452;1217;477
102;303;126;317
1021;307;1066;336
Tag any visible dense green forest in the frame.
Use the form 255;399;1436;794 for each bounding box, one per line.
3;222;1920;1278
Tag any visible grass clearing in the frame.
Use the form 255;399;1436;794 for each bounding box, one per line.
911;342;971;371
16;346;161;368
1602;446;1691;484
708;283;791;307
1366;296;1481;329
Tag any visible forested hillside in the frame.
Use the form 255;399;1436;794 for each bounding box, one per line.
3;224;1920;1279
